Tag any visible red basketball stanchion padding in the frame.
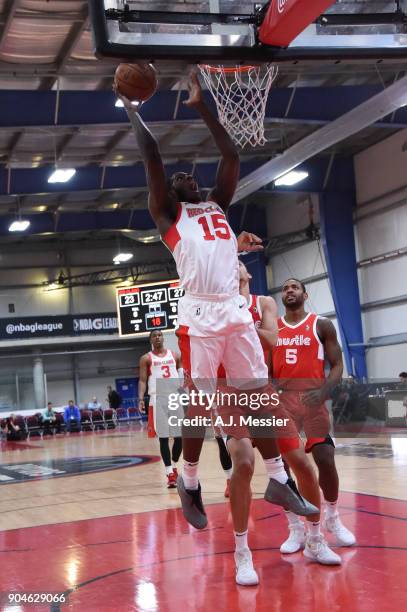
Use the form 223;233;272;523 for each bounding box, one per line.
147;406;157;438
259;0;337;48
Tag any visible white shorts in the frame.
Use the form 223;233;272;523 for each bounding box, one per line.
176;294;268;393
151;393;183;438
177;292;252;337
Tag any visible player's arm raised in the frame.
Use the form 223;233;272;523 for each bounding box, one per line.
115;91;177;236
257;296;279;350
138;353;150;413
184;72;239;212
303;318;343;406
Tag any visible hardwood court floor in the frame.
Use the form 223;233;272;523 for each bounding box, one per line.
0;426;406;611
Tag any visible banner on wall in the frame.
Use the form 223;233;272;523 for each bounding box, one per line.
0;313;118;340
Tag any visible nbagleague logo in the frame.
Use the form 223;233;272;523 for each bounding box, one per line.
0;455;159;484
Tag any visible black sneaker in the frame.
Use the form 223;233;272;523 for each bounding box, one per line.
264;477;319;516
177;475;208;529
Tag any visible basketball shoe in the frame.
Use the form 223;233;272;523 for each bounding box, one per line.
264;477;318;516
177;475;207;529
167;472;177;488
280;523;306;554
323;513;356;546
235;549;259;586
304;535;342;565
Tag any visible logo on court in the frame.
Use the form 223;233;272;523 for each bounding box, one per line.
0;455;159;484
277;0;289;13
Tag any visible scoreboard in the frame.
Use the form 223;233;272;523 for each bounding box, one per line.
116;279;184;337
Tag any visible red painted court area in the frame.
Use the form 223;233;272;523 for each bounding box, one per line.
1;492;406;612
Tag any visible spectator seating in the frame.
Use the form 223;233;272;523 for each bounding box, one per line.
128;406;141;421
80;409;94;432
26;414;43;438
91;409;105;431
54;412;66;433
103;409;116;429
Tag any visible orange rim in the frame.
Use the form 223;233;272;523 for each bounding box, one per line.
198;64;258;73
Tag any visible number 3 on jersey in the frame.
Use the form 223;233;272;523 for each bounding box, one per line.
198;213;231;241
285;348;297;364
161;365;171;378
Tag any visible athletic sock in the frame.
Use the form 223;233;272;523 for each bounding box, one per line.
285;510;303;527
325;500;338;518
234;530;249;553
224;467;233;479
264;455;287;484
165;466;174;476
307;521;321;537
182;460;199;490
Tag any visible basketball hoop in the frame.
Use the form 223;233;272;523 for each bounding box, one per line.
198;64;278;149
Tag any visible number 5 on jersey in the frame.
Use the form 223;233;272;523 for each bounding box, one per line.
285;348;297;364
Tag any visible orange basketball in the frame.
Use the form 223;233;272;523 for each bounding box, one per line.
114;63;157;102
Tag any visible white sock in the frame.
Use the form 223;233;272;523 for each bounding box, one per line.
264;455;287;484
234;530;249;553
172;462;177;469
165;466;174;476
182;460;199;490
325;500;338;518
285;510;303;527
307;521;321;537
224;468;233;479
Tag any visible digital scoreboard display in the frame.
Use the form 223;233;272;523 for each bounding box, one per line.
116;279;184;337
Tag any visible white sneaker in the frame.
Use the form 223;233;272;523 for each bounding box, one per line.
304;535;342;565
235;549;259;586
323;514;356;547
280;524;306;554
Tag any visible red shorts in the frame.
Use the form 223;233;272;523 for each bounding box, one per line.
211;382;299;441
181;380;299;441
277;391;331;454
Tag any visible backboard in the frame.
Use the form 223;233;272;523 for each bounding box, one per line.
89;1;407;63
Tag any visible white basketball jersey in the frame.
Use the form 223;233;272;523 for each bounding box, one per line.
148;349;179;396
162;200;239;296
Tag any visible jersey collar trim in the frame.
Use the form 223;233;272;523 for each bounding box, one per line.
281;312;312;329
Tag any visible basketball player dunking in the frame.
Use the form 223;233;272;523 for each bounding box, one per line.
272;279;356;551
239;262;342;564
117;73;316;586
138;330;183;488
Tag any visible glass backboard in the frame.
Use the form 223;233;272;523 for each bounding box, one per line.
89;1;407;62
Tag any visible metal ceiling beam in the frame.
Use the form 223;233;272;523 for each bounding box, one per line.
0;0;21;52
39;11;89;90
102;129;131;162
56;128;81;160
233;73;407;203
6;130;24;162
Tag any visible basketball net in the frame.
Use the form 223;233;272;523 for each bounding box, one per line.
198;64;278;149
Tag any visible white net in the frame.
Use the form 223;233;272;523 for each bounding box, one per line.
198;64;278;149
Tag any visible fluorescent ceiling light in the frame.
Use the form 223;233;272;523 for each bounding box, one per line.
274;170;309;187
115;99;140;108
113;252;133;264
48;168;76;184
137;234;161;244
8;219;30;232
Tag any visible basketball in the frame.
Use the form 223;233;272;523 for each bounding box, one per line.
114;63;157;102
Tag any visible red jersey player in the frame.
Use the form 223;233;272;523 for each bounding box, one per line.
117;74;315;586
272;279;356;551
138;330;183;489
240;262;342;564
